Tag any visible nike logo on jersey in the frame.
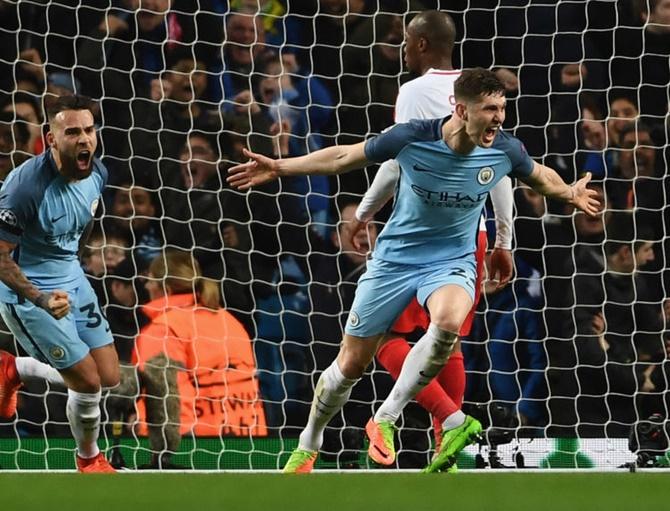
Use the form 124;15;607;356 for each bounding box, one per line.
50;214;66;223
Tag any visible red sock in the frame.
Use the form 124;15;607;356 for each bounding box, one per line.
376;337;459;422
435;351;465;408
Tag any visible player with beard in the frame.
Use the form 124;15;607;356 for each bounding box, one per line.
0;95;117;473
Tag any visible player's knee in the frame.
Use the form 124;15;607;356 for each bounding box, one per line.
430;315;462;335
69;373;101;394
336;349;372;379
101;374;120;389
100;367;120;389
337;337;377;378
429;294;471;333
337;357;367;379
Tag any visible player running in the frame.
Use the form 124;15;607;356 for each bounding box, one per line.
0;95;118;473
228;68;599;474
347;10;514;469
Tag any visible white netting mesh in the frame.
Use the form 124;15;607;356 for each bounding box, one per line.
0;0;668;470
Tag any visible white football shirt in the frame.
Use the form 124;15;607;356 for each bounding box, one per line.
394;68;460;123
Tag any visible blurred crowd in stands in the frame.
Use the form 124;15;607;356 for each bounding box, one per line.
0;0;668;452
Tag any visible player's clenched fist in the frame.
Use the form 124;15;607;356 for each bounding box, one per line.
35;290;70;319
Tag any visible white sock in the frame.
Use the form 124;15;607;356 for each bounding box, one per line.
66;389;102;459
15;357;65;386
298;360;359;452
442;410;466;431
375;324;457;423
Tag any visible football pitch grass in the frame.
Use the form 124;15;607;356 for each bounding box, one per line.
1;472;668;511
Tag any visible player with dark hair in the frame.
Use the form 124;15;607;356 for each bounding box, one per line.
0;94;118;473
348;10;515;465
228;68;599;473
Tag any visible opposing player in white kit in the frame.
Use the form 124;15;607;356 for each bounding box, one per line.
228;68;599;474
347;10;515;468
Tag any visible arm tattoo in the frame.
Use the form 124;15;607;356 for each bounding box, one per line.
0;250;42;304
34;293;51;310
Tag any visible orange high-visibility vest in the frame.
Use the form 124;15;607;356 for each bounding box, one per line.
133;293;267;436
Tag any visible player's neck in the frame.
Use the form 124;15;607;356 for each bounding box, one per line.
50;148;64;174
442;119;476;155
419;57;453;75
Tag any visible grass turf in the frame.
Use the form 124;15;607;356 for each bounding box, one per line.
1;472;668;511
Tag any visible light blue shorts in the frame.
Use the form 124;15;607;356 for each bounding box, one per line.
0;278;113;370
344;255;476;338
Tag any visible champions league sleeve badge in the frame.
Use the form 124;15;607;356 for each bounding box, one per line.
0;209;18;227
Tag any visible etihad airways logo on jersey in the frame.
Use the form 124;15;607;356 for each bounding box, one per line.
411;185;487;208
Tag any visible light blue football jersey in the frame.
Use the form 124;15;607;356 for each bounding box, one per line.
0;151;107;302
364;117;534;264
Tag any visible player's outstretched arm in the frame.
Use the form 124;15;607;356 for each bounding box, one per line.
227;142;369;191
521;162;600;216
0;239;70;319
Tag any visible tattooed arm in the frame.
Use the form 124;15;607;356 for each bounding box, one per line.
0;239;70;319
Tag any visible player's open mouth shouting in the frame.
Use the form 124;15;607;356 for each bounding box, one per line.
76;149;92;172
482;125;499;145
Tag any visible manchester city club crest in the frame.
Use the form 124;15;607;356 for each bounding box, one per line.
348;312;360;327
90;198;100;216
50;346;65;360
477;166;495;185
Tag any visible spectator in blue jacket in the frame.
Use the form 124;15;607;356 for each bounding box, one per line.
464;255;548;427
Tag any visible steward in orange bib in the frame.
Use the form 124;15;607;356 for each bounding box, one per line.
132;250;267;454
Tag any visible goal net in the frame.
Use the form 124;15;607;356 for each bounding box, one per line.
0;0;667;470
